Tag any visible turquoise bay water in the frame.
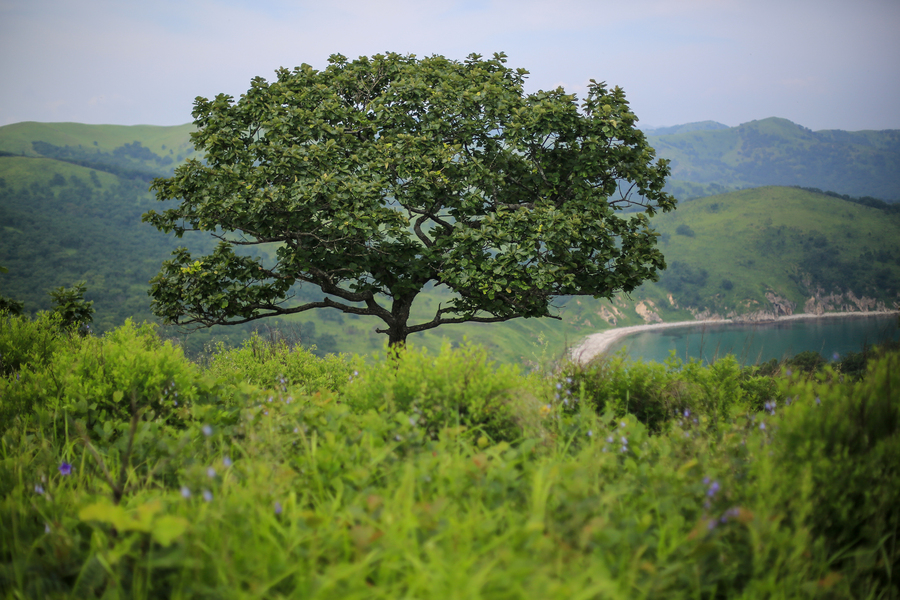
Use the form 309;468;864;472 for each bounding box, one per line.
607;314;900;365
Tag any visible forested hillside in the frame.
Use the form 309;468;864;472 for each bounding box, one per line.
650;117;900;200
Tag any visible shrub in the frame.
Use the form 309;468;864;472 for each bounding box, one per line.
0;311;67;379
560;353;778;432
343;341;536;443
558;353;692;432
0;320;215;438
205;332;353;397
48;281;94;333
784;350;825;373
773;352;900;595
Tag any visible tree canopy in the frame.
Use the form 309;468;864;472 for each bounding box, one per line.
143;52;676;346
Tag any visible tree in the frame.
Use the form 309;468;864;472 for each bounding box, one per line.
48;281;94;334
143;52;676;346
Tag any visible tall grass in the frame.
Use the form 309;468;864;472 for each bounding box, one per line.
1;312;897;598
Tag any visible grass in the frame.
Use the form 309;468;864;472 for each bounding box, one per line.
1;313;898;598
0;122;194;158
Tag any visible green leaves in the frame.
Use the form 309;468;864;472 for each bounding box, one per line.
80;498;190;547
145;53;676;344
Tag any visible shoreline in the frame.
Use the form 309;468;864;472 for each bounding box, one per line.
570;310;900;364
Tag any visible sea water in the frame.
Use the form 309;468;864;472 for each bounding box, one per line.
606;314;900;365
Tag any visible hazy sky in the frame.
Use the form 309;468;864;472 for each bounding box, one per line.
1;0;898;131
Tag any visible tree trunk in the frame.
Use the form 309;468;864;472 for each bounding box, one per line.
387;327;407;348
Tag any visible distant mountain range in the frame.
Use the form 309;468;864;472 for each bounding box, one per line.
644;117;900;200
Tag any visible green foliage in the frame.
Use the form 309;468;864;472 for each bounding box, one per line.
344;341;537;443
769;353;900;594
557;352;767;433
144;52;675;345
558;354;687;432
0;296;22;315
0;320;210;437
1;317;899;598
205;330;353;396
48;281;94;333
0;311;66;378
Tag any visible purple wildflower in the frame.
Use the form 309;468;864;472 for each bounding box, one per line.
34;484;44;494
207;467;216;478
274;501;283;515
223;456;232;467
180;486;191;499
202;489;213;502
202;425;212;437
707;481;720;497
58;462;72;476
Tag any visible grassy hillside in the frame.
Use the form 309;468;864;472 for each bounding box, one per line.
549;187;900;351
649;117;900;200
3;121;899;364
0;122;194;159
647;186;900;312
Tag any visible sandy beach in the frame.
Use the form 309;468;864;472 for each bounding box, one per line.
570;311;900;364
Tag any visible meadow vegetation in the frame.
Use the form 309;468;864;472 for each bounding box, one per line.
1;310;897;598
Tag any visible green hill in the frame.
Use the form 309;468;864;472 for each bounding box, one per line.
2;121;899;364
649;117;900;200
555;187;900;340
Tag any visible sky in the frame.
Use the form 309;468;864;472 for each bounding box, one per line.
1;0;899;132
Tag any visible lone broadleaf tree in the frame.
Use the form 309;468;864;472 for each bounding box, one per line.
143;52;676;346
